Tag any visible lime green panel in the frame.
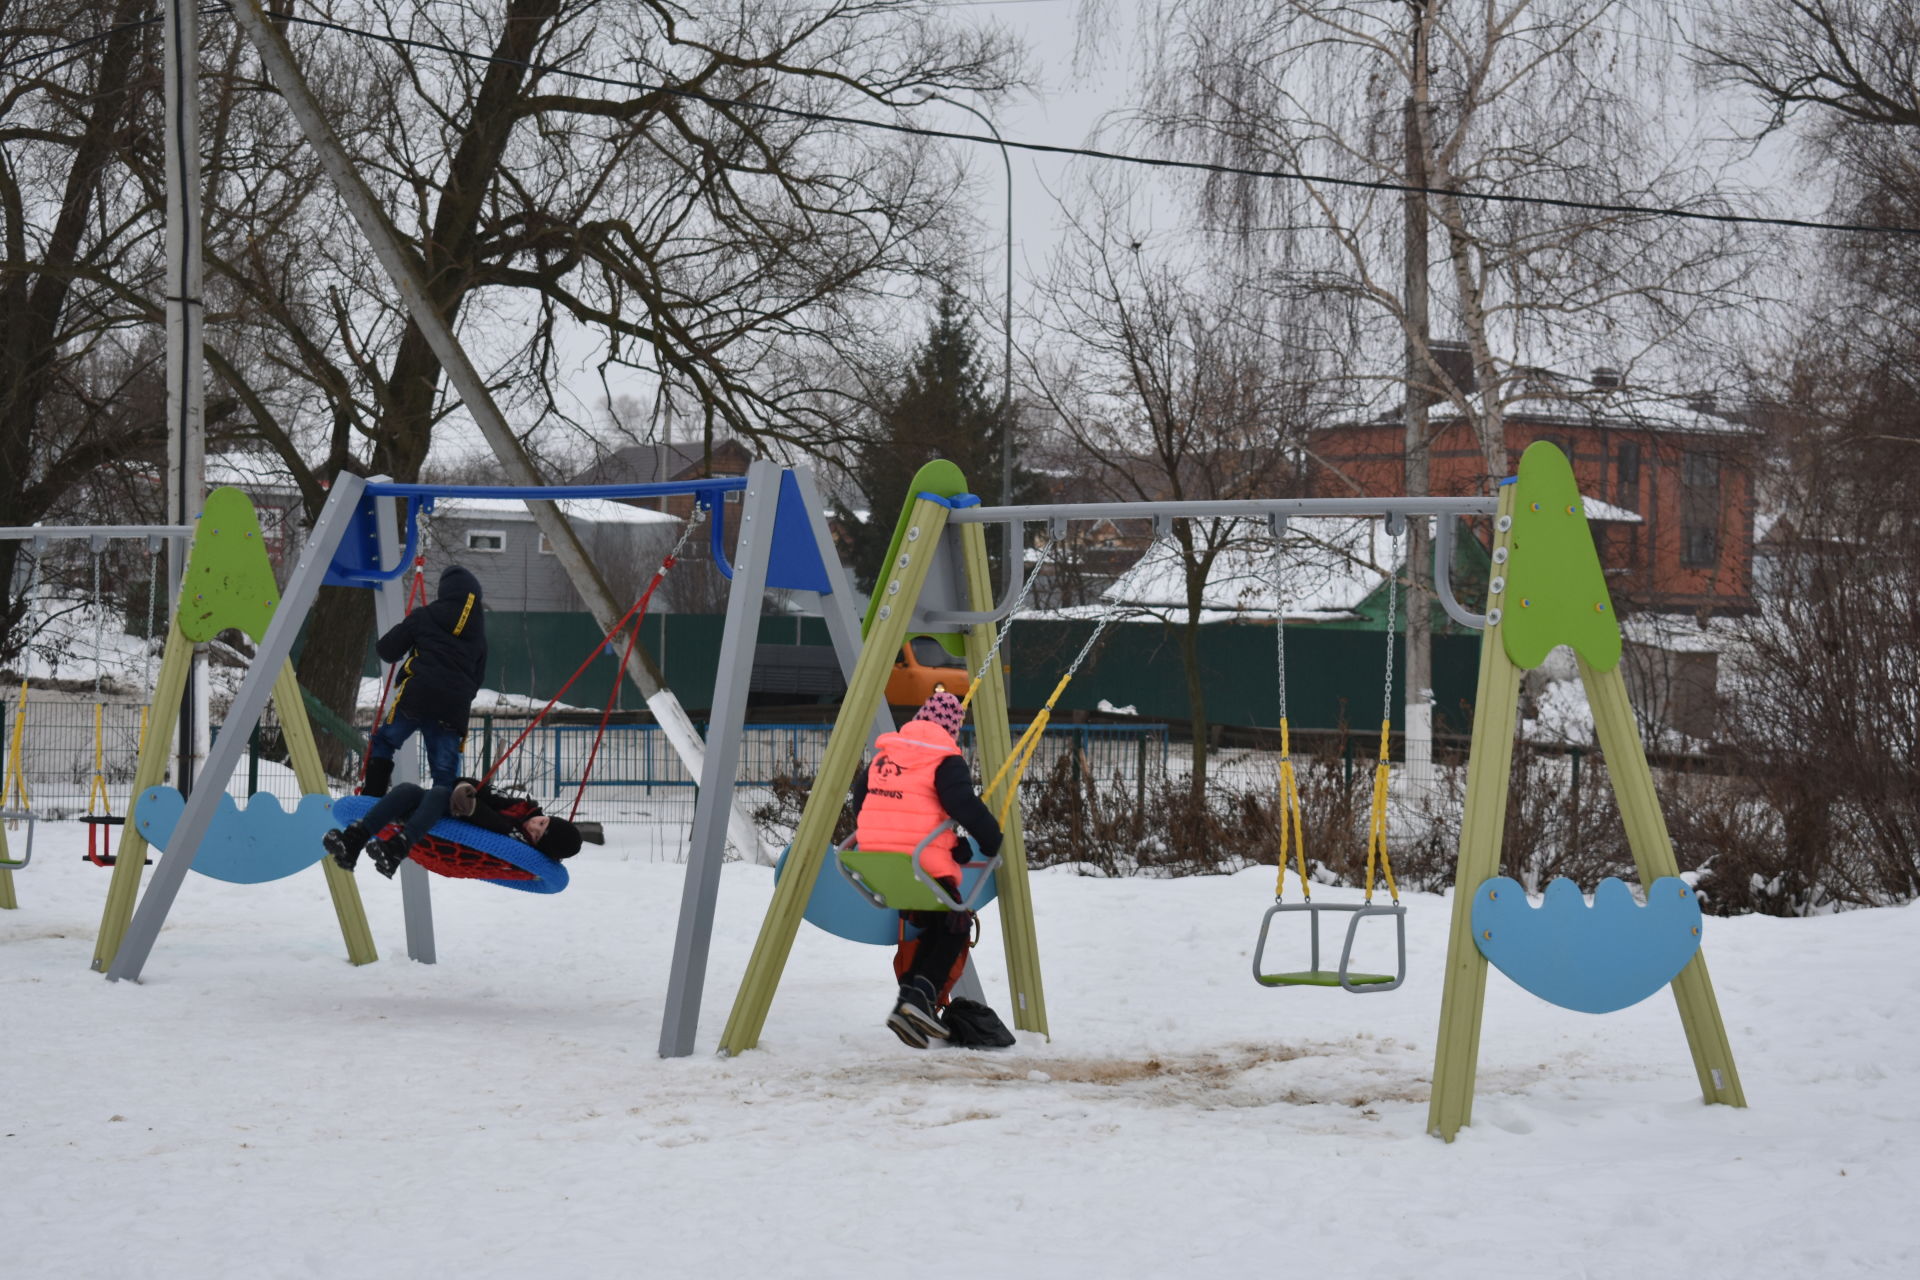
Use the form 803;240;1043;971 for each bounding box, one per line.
178;488;281;644
1256;971;1395;987
837;849;955;913
1499;443;1622;673
860;460;970;641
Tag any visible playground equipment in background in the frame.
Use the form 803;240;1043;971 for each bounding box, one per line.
92;486;373;972
91;465;878;1064
0;523;190;910
1253;517;1407;993
81;542;161;868
1425;442;1739;1138
887;635;969;705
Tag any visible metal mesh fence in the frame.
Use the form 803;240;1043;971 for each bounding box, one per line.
0;695;1172;863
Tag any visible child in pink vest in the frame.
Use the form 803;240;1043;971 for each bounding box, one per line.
851;690;1003;1047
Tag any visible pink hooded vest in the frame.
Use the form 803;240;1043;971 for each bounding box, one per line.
854;718;965;881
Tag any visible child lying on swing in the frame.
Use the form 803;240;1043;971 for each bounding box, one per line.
850;689;1015;1049
325;775;586;877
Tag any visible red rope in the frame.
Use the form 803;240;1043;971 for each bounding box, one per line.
359;558;428;787
569;603;647;821
477;558;675;791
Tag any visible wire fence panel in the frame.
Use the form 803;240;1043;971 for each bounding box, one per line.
0;695;1174;867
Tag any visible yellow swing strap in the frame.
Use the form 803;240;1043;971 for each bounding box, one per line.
4;679;30;812
85;702;111;817
1363;717;1400;904
1274;718;1311;900
980;604;1123;826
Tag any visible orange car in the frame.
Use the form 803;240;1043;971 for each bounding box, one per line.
886;634;970;706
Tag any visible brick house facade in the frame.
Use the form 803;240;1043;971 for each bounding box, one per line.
1308;387;1758;617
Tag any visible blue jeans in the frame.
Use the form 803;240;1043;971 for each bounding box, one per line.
369;716;463;787
357;782;449;850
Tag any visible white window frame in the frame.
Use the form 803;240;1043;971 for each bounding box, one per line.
466;529;507;553
538;533;556;555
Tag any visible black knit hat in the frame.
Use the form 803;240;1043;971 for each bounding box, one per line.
537;817;584;860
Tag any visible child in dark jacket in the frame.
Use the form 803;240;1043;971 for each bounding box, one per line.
359;565;487;851
849;689;1003;1048
325;776;585;877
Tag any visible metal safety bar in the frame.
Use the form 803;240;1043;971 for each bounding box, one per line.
924;496;1499;630
361;479;746;501
0;811;37;870
0;526;194;542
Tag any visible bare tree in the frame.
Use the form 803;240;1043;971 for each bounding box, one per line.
1028;186;1338;798
1111;0;1764;793
1689;0;1920;910
158;1;1024;722
0;1;171;659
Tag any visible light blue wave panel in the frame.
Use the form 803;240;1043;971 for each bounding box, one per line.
1470;875;1703;1014
136;787;337;885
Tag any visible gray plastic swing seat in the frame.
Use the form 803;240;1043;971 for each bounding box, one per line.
1252;899;1407;994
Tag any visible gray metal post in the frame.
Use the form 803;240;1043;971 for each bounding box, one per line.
163;0;206;802
371;489;436;963
106;475;369;982
658;462;782;1057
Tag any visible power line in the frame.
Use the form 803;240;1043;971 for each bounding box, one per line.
266;8;1920;239
8;4;1916;239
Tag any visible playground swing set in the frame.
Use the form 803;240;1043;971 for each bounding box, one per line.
90;461;873;996
12;438;1743;1139
716;443;1744;1141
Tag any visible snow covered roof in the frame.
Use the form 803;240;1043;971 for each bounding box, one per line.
1581;496;1643;524
1094;518;1391;622
424;496;681;527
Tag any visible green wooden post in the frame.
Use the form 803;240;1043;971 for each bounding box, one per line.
272;660;376;965
93;618;195;970
1428;483;1523;1141
1580;655;1744;1107
957;520;1048;1036
719;493;954;1055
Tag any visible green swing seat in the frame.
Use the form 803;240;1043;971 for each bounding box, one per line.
835;821;1002;914
1252;900;1408;994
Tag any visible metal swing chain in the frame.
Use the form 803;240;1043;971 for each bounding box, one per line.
1365;526;1403;906
961;535;1056;706
1273;532;1310;903
90;550;104;698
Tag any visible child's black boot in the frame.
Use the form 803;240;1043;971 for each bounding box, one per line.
324;822;369;872
362;757;395;798
369;832;411;879
886;974;950;1049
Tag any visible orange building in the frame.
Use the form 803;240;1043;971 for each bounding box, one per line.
1309;372;1757;617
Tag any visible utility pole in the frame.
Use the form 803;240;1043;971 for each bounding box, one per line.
1402;4;1435;811
163;0;206;795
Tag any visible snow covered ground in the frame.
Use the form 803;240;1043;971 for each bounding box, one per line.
4;820;1916;1279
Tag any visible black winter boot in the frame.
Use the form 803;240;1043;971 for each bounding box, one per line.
369;832;411;879
362;757;395;798
323;822;369;872
886;974;950;1049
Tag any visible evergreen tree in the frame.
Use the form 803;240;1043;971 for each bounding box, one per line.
841;288;1033;591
